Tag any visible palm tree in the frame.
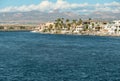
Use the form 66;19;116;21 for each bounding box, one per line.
61;18;64;22
65;19;70;29
83;24;89;31
54;22;59;29
77;18;82;25
89;18;92;21
48;24;53;32
54;18;64;33
66;19;70;23
67;23;71;30
72;19;77;27
55;18;60;29
92;23;94;28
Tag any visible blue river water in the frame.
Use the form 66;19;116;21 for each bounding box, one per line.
0;31;120;81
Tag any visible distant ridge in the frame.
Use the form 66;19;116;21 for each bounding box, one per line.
0;11;119;24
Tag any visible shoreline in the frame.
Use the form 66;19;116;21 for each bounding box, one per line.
0;30;31;32
1;30;119;37
31;31;120;37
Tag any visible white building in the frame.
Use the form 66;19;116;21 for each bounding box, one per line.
73;25;83;33
104;20;120;34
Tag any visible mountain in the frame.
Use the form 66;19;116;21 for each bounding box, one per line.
0;11;119;24
87;11;120;21
0;11;80;24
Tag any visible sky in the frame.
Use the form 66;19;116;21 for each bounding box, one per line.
0;0;120;14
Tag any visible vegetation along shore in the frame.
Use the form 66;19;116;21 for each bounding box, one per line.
0;24;36;31
32;18;120;36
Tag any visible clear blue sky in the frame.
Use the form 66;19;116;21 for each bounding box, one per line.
0;0;118;8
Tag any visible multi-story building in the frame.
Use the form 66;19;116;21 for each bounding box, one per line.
104;20;120;34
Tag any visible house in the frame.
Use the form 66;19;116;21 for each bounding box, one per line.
35;22;54;32
83;20;108;31
104;20;120;34
73;25;84;33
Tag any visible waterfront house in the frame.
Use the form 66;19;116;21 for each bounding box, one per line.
73;25;84;33
36;22;54;32
83;20;108;31
104;20;120;35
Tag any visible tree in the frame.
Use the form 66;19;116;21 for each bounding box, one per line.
54;18;64;32
67;23;71;30
92;23;94;28
49;24;53;29
77;18;82;25
20;26;25;29
9;27;14;29
65;19;70;30
0;26;4;29
48;24;53;32
83;24;89;31
66;19;70;23
72;19;77;28
61;18;64;21
89;18;92;20
54;22;59;29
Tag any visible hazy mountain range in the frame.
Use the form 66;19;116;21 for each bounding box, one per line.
0;11;120;25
